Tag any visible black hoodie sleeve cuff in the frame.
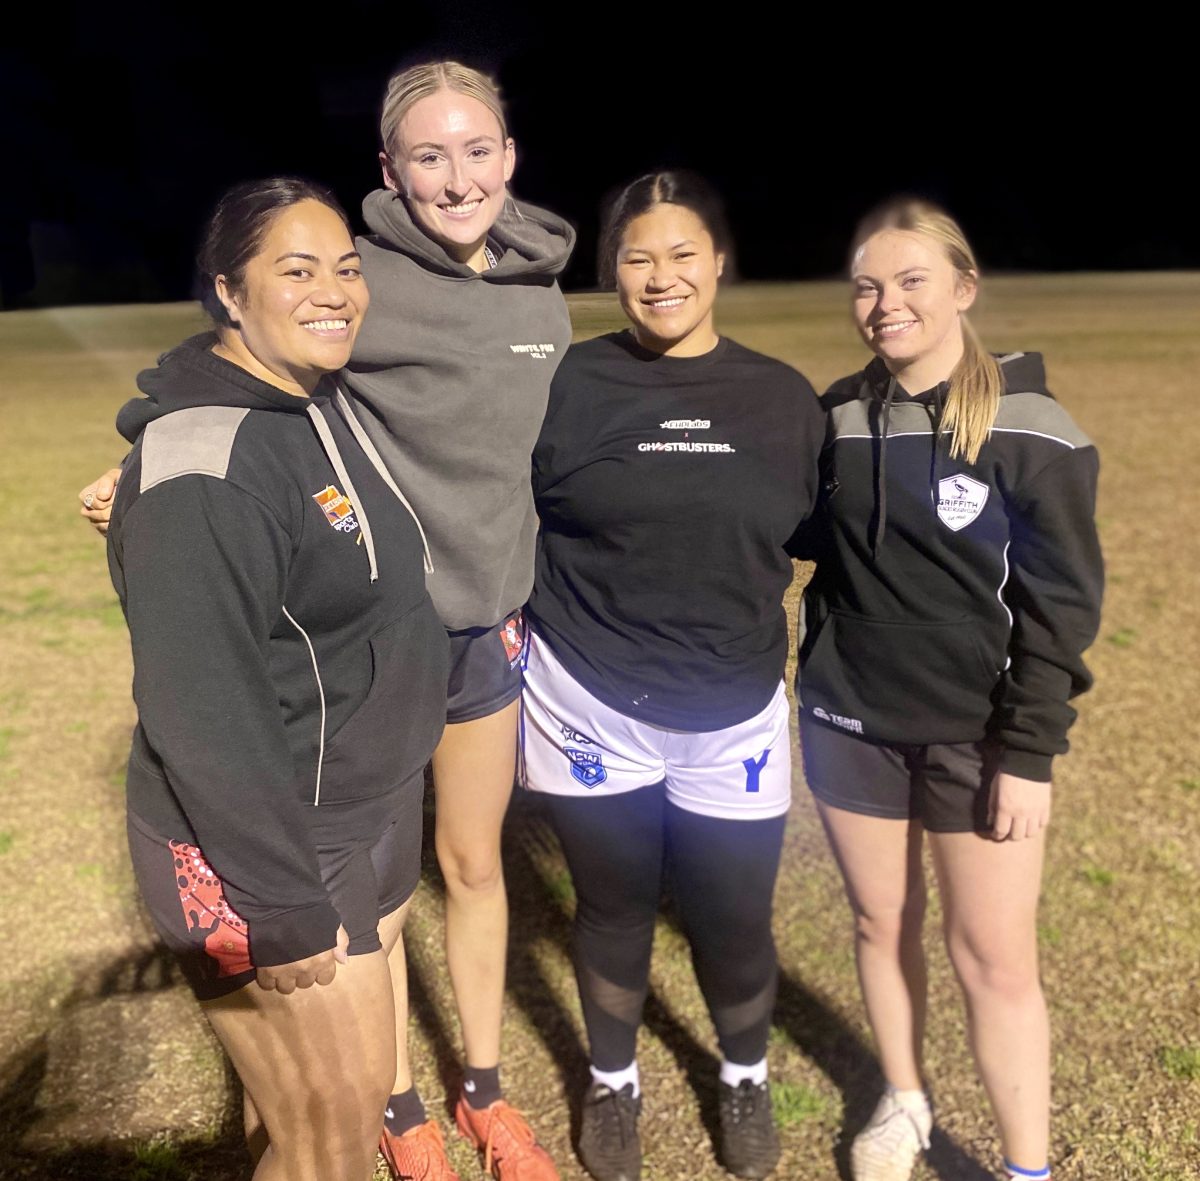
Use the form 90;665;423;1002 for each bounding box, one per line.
998;747;1053;783
246;898;342;969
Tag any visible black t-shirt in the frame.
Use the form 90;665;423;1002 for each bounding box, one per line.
527;331;825;731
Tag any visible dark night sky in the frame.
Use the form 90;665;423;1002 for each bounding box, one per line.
0;4;1186;307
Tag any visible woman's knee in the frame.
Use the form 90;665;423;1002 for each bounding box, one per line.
435;835;504;895
852;889;927;950
945;926;1040;1002
254;1058;391;1159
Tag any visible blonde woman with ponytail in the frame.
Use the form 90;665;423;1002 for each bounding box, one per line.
795;199;1104;1181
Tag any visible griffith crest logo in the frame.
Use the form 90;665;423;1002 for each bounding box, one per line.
564;747;607;788
312;485;360;533
937;474;988;531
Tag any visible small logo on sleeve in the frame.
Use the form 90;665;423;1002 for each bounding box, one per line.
936;474;989;531
312;485;360;533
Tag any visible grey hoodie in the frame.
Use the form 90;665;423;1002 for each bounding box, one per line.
345;190;575;630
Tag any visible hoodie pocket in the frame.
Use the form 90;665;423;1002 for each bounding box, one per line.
800;609;998;741
319;600;450;804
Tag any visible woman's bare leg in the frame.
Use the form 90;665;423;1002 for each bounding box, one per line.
204;949;396;1181
817;802;928;1091
378;897;415;1094
928;829;1049;1170
431;701;519;1071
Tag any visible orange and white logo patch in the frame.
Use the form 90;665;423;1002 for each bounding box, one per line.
312;485;360;533
499;613;525;665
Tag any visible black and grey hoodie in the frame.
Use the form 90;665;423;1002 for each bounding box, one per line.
108;334;449;967
344;191;576;630
798;352;1103;781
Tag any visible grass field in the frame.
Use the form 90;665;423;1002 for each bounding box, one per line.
1;276;1198;1180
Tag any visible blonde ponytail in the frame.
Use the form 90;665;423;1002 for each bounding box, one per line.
943;316;1003;463
851;197;1002;464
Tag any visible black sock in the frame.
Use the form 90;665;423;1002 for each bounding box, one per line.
462;1064;503;1109
384;1088;426;1136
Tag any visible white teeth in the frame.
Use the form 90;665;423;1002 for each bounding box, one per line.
648;297;685;308
303;319;348;332
877;321;916;336
443;200;482;214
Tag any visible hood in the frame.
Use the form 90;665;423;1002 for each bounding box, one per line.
862;351;1050;406
117;332;330;444
117;331;432;583
860;351;1050;559
360;189;575;281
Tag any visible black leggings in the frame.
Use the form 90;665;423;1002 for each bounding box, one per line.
545;785;786;1070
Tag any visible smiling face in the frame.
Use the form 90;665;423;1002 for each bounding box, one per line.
851;229;976;390
381;88;515;270
616;204;725;357
215;199;368;395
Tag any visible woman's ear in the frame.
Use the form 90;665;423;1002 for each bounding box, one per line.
379;151;402;194
214;275;242;327
956;269;979;313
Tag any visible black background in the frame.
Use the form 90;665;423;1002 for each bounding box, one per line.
0;3;1186;306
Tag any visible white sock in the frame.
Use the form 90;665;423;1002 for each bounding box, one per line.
719;1056;768;1087
887;1085;931;1114
590;1061;640;1098
1004;1160;1050;1180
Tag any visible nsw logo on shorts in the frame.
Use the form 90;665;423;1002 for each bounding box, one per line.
564;746;607;788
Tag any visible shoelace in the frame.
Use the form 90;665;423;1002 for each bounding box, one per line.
480;1103;535;1173
857;1101;931;1162
590;1087;637;1148
723;1081;769;1125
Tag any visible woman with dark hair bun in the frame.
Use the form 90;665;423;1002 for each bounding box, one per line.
520;170;825;1181
82;60;571;1181
106;178;449;1181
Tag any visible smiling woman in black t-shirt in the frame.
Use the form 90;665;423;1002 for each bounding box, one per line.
520;171;824;1181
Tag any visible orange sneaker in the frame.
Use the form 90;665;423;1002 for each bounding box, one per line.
454;1095;561;1181
380;1118;463;1181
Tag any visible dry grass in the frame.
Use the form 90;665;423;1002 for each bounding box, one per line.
1;276;1197;1179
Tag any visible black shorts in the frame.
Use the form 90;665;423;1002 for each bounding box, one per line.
799;716;1000;834
127;777;423;1001
445;608;525;725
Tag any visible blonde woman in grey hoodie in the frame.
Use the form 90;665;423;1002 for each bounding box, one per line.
80;60;573;1181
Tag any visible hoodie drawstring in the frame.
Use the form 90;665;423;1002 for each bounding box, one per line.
333;387;435;575
929;383;946;508
872;376;897;558
305;403;381;583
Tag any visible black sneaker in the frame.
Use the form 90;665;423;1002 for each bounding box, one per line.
577;1081;641;1181
717;1079;780;1179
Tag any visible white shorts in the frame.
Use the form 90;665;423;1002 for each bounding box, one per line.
519;629;792;820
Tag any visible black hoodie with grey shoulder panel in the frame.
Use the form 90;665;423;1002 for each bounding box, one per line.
109;334;448;968
798;352;1103;781
343;191;576;630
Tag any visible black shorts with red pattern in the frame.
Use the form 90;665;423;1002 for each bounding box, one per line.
127;775;423;1001
444;607;526;725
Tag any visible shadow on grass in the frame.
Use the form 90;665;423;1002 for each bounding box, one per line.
0;947;249;1180
486;792;994;1181
5;790;992;1181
